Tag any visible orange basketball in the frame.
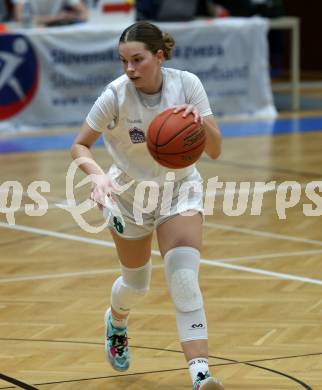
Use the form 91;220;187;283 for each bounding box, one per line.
147;108;206;169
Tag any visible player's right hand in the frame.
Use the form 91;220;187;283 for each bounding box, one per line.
90;173;119;210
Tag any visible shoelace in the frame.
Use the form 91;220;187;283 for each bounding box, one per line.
109;333;128;356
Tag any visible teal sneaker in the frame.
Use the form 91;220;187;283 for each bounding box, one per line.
193;371;225;390
104;309;130;372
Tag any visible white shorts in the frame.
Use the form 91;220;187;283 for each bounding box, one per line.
103;166;204;239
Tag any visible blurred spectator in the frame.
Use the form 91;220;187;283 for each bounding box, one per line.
0;0;13;21
136;0;198;21
196;0;251;18
135;0;285;76
136;0;284;21
135;0;157;21
250;1;285;75
197;0;284;18
250;0;284;18
83;0;99;9
197;1;285;75
135;0;283;21
12;0;88;26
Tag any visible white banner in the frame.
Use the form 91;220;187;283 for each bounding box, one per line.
0;17;276;132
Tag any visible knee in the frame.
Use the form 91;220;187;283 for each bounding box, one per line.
121;260;152;292
111;260;152;315
164;246;203;312
113;276;149;305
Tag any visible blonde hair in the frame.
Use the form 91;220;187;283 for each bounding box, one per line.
119;21;175;60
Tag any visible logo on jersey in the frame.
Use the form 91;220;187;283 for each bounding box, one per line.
127;118;142;124
0;34;39;120
129;127;146;144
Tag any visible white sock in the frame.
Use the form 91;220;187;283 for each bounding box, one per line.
111;311;128;329
188;357;210;383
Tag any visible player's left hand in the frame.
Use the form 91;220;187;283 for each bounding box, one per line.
173;104;203;125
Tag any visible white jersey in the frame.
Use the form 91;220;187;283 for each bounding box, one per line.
86;67;213;183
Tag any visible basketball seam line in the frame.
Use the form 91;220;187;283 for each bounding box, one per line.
152;109;174;147
155;139;205;155
156;119;197;148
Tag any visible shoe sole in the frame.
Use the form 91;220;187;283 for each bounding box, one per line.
200;377;225;390
104;309;130;372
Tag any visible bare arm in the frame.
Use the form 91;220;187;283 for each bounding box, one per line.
202;114;221;160
173;105;221;160
71;120;105;175
71;121;119;209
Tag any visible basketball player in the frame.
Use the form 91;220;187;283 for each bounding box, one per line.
71;21;223;390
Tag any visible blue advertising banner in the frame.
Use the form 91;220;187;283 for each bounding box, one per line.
0;17;276;132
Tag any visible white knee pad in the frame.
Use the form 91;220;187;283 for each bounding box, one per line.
111;260;152;316
164;247;203;312
164;247;207;342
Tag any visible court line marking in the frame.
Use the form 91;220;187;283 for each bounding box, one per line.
0;373;36;390
0;338;317;390
3;189;322;248
212;248;322;263
0;265;164;284
210;158;322;179
204;222;322;246
3;185;322;246
211;181;318;196
0;222;117;248
200;258;322;285
0;189;63;203
1;222;322;286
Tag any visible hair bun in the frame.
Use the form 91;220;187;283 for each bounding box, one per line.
162;32;175;60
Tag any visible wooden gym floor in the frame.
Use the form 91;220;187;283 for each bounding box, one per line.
0;111;322;389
